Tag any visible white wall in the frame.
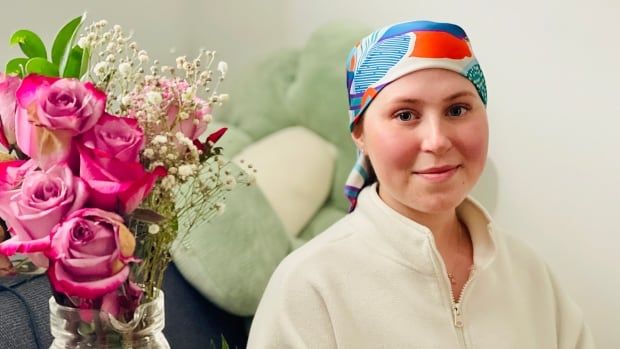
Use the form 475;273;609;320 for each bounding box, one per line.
0;1;197;70
2;0;617;347
187;0;294;77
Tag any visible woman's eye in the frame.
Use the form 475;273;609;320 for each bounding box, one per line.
395;111;415;122
447;105;468;118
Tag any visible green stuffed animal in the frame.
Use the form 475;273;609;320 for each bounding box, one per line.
172;21;370;316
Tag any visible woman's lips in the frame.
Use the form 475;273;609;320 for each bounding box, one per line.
413;165;460;182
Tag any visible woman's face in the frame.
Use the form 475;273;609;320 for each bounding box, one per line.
352;69;488;216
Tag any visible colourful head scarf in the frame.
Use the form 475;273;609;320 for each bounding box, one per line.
344;20;487;211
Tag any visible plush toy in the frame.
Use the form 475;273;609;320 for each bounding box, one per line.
172;22;370;316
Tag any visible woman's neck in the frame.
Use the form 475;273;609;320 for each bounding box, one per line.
405;208;464;247
376;185;468;249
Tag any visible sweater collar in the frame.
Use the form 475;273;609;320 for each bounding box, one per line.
351;183;497;274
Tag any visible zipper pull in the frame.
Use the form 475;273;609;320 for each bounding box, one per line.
453;302;464;328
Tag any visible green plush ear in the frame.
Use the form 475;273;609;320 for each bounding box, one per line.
216;49;301;141
172;161;290;316
285;21;370;211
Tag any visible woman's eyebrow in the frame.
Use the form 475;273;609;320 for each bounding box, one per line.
386;96;422;104
443;91;477;101
387;91;477;104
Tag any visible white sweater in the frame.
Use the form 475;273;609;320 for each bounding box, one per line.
248;184;595;349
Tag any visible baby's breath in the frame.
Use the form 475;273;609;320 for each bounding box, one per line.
77;19;251;301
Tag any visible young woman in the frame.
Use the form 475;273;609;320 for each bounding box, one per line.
248;20;594;348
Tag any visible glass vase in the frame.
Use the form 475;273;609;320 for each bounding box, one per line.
49;289;170;349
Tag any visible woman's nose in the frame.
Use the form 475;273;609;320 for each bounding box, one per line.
419;117;452;155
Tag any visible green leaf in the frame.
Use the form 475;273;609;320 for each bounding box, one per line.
79;45;90;78
128;208;167;224
62;45;83;78
51;14;86;69
25;57;59;77
5;58;28;77
10;30;47;59
221;335;229;349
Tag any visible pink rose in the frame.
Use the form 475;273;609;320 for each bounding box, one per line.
0;73;21;148
0;159;36;190
78;144;166;214
80;113;144;162
46;208;136;299
155;78;211;140
15;74;106;168
0;163;88;267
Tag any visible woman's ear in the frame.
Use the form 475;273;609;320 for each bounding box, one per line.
351;121;365;153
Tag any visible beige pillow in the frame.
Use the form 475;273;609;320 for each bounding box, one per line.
233;126;337;237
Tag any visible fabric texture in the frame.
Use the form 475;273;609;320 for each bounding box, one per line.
344;20;487;210
247;184;595;348
0;275;53;348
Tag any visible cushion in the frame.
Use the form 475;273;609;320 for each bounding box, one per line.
232;126;337;237
172;162;290;316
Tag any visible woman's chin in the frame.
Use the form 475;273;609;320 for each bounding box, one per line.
402;188;470;214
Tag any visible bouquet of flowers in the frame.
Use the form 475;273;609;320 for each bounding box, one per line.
0;13;252;346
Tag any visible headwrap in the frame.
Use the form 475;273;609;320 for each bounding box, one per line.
344;20;487;211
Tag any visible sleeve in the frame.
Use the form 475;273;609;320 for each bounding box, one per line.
548;269;596;349
246;259;338;349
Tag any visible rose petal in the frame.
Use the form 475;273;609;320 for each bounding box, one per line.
206;127;228;145
0;125;9;149
62;254;115;278
69;208;124;223
0;159;31;189
0;74;21;146
70;229;116;257
79;145;165;213
119;166;166;214
33;127;74;170
16;104;74;169
117;224;136;259
16;75;58;109
52;262;130;299
0;235;51;255
14;106;35;157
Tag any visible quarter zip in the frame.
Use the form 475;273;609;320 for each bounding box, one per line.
428;235;477;348
453;302;464;328
452;267;475;347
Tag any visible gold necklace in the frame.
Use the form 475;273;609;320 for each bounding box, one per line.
447;220;466;286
